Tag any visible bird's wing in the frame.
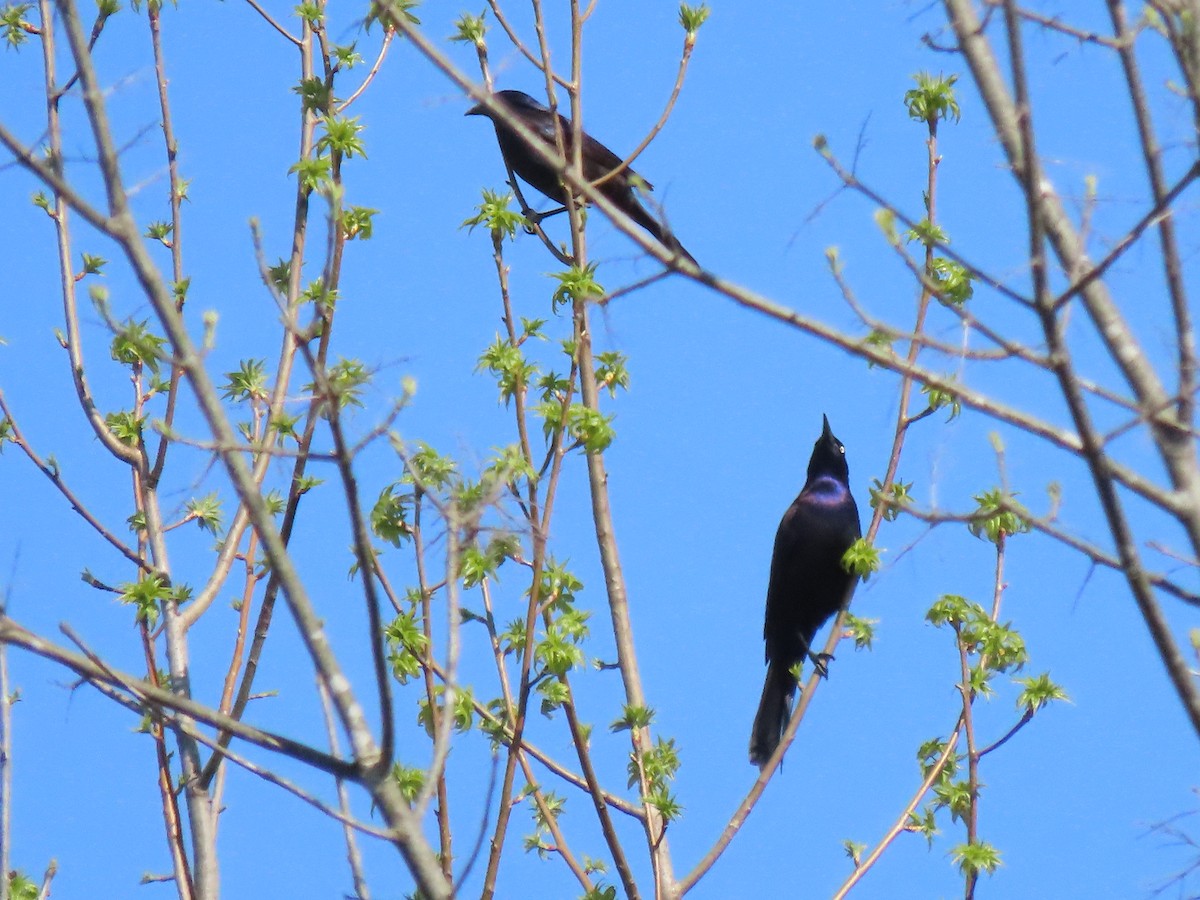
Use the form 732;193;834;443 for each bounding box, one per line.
579;132;654;192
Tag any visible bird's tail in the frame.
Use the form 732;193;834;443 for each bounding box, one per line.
625;198;698;267
749;663;798;768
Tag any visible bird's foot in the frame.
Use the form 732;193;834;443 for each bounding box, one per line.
808;651;834;679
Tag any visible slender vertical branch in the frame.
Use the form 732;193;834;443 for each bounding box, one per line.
147;0;187;486
1105;0;1194;431
318;680;371;900
0;599;11;900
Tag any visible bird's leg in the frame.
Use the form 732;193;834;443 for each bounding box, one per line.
522;205;568;233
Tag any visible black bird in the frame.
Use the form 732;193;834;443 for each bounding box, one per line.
466;90;696;265
749;415;862;768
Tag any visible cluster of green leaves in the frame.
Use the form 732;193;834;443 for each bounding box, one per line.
905;71;960;127
968;488;1032;543
631;736;683;823
522;787;566;858
185;493;224;534
679;3;710;36
303;357;371;412
5;870;38;900
105;410;144;446
391;761;426;805
921;379;962;420
385;603;429;684
927;594;1027;682
364;0;418;33
1;2;33;47
914;593;1067;881
371;483;415;547
869;477;912;522
417;683;476;736
841;536;880;581
117;573;184;628
451;10;487;47
477;297;623;455
463;189;527;241
532;560;590;715
550;263;604;312
111;319;169;391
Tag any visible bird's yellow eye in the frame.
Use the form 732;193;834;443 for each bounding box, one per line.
838;443;845;454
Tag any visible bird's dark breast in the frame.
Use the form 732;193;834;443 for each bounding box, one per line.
763;498;859;661
493;125;569;204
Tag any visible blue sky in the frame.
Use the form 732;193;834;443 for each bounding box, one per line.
1;1;1197;897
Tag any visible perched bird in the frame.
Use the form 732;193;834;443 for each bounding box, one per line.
466;89;696;265
749;416;862;768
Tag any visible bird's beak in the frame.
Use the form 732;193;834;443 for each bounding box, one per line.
821;414;833;438
465;102;485;117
